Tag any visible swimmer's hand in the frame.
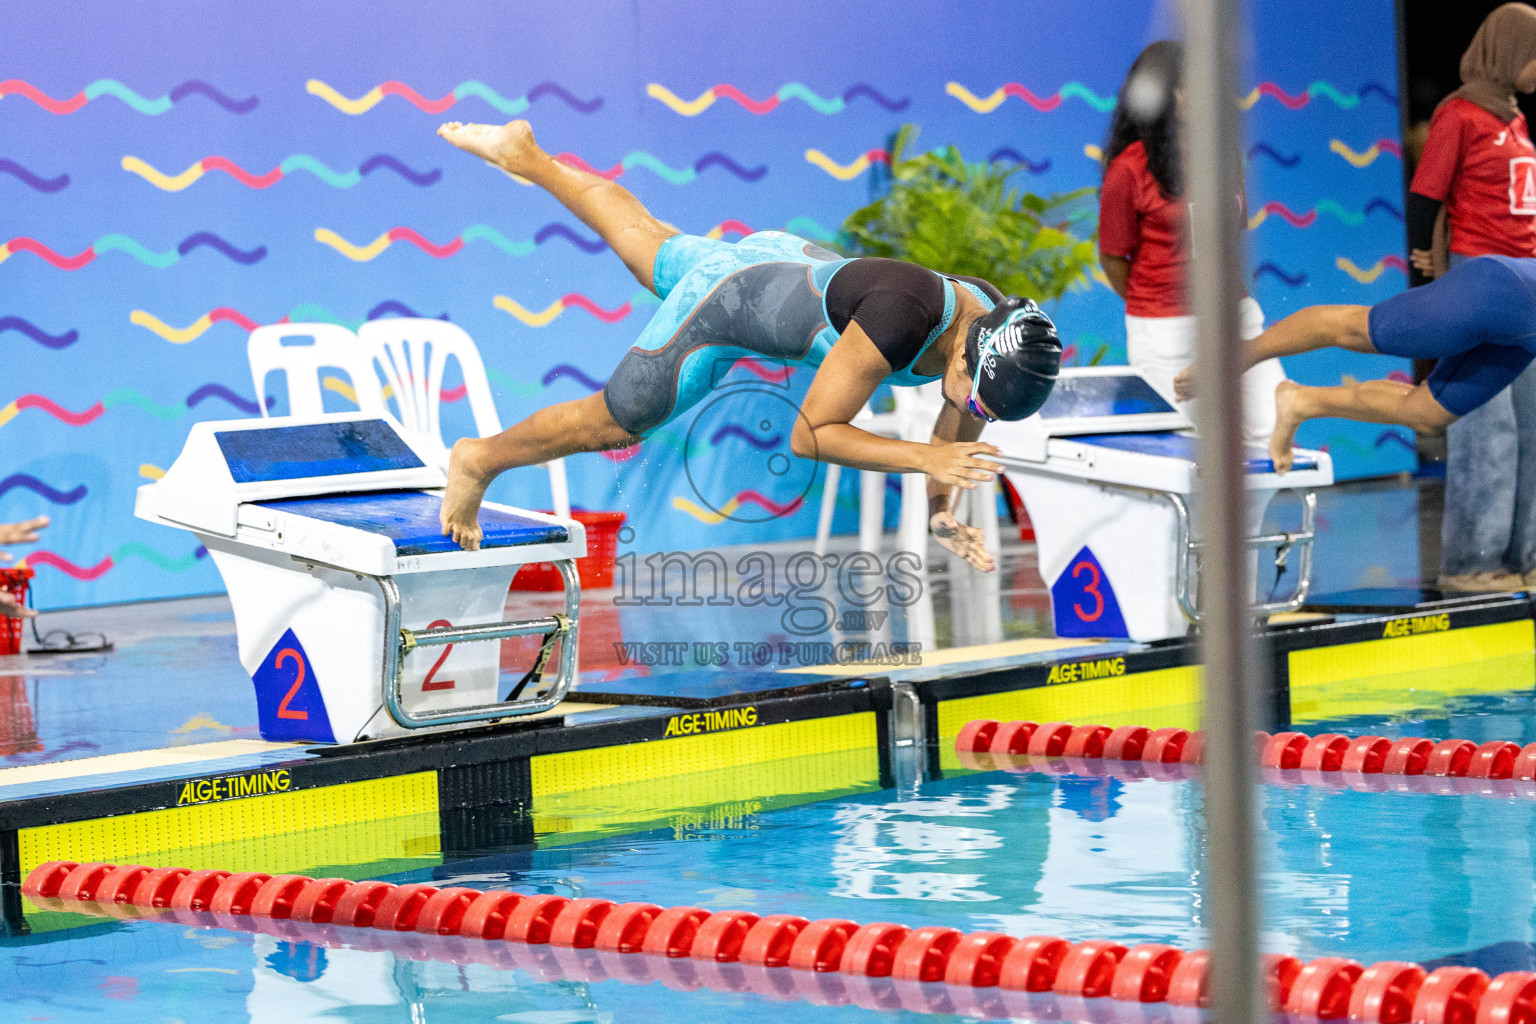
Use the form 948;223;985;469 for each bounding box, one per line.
1173;365;1196;401
0;589;35;619
921;441;1002;490
931;511;996;573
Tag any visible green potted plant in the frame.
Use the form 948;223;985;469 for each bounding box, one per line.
837;124;1098;305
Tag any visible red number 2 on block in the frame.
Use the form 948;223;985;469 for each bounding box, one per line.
421;619;456;691
275;648;310;720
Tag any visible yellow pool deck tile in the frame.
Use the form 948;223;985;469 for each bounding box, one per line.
0;739;302;789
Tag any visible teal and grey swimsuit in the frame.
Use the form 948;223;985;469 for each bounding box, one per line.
602;230;1000;436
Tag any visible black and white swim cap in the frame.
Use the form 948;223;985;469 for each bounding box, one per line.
963;296;1062;421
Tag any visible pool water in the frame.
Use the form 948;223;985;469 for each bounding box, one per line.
7;686;1536;1023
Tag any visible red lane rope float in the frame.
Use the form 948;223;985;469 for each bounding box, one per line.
999;935;1071;991
1349;961;1426;1023
739;914;808;967
594;901;664;953
28;860;1536;1022
548;897;615;947
787;917;858;972
957;719;1536;790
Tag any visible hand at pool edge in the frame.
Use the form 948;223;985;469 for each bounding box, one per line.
0;589;36;619
441;438;491;552
1173;364;1196;401
0;514;48;548
931;511;996;573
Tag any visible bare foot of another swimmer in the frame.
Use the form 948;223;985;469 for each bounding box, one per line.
437;118;542;174
441;437;495;551
1268;380;1306;474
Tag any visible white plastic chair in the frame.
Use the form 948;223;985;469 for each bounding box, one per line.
358;318;570;519
814;381;999;561
248;323;388;418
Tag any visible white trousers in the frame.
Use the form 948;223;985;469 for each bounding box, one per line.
1124;295;1288;445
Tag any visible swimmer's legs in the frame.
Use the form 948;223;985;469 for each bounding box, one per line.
1245;304;1377;365
1268;377;1455;473
1174;305;1374;400
436;119;678;294
441;393;638;551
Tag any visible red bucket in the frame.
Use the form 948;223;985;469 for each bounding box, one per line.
510;511;626;591
1;567;34;655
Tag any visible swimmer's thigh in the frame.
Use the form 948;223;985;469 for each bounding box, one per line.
1368;256;1531;360
1426;344;1536;418
604;257;827;436
652;234;734;300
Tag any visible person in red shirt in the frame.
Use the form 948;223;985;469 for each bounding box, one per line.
1098;39;1285;444
1407;2;1536;593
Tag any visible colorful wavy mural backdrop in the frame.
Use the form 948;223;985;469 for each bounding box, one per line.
4;0;1406;608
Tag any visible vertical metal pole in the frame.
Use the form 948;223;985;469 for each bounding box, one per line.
1185;0;1264;1022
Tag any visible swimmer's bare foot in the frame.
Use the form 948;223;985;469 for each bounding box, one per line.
437;119;542;174
441;437;495;551
1268;379;1307;474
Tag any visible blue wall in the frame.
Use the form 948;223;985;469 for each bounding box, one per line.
2;0;1408;608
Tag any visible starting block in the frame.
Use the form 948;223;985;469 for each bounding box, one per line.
985;368;1333;642
135;414;585;743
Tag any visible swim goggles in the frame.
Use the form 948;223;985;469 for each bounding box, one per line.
966;336;999;423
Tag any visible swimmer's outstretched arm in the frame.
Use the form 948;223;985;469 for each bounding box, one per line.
791;327;999;486
792;325;1001;572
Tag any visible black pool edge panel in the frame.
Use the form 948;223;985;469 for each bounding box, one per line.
0;831;20;937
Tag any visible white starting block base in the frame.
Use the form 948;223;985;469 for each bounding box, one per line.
137;414;585;744
987;369;1333;643
209;545;519;742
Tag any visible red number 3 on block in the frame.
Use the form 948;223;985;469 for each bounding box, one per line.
1072;560;1105;623
421;619;456;691
275;648;310;720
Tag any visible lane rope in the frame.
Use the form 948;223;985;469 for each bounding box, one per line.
22;860;1536;1021
954;720;1536;795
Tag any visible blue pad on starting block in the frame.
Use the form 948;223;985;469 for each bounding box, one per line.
1038;374;1174;419
1077;432;1319;474
217;419;426;483
257;491;568;555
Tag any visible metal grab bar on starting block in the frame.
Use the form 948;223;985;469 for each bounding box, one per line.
1167;489;1318;625
375;560;580;729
